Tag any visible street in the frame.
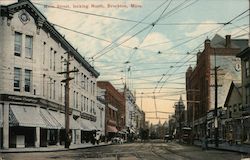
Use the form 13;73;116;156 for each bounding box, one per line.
1;140;247;160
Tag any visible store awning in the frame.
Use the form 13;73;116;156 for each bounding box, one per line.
49;111;81;130
130;128;135;134
106;125;118;133
40;108;62;129
9;105;46;128
0;106;2;128
78;118;96;131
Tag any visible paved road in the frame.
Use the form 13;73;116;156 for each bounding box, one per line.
1;140;248;160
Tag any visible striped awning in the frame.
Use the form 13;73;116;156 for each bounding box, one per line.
78;118;96;131
0;105;3;128
49;111;81;130
40;108;62;129
9;105;46;128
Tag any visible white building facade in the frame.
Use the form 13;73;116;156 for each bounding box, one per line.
96;87;106;136
124;89;136;133
0;0;99;149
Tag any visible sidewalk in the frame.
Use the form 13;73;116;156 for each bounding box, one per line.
0;142;111;153
194;140;250;154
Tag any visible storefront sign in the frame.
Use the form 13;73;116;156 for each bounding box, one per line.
0;94;64;111
0;94;38;103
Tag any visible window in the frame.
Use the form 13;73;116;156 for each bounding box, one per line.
86;98;89;112
50;48;53;69
246;86;250;104
60;56;64;72
84;96;86;111
86;77;89;91
43;74;46;96
53;51;56;71
24;69;31;92
49;77;52;99
73;91;76;108
84;75;86;89
14;32;22;56
246;61;250;77
53;80;56;99
93;83;95;95
90;81;93;94
43;42;46;64
76;92;78;109
25;35;33;59
81;95;83;111
81;73;84;87
61;83;64;103
14;67;21;91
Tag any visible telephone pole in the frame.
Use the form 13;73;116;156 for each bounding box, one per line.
214;48;220;147
178;100;182;142
58;52;78;148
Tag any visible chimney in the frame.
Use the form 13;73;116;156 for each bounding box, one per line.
204;39;211;50
225;35;231;48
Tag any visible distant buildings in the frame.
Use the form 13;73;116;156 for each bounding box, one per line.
174;96;186;138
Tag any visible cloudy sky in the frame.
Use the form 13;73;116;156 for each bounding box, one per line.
1;0;249;124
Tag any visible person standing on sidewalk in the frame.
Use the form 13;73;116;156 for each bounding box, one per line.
202;135;208;150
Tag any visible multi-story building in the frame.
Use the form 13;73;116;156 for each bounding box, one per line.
122;88;136;133
97;81;125;140
121;87;145;139
0;0;99;149
237;46;250;142
186;34;248;138
96;87;106;136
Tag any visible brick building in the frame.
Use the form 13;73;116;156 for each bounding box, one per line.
186;34;248;138
97;81;125;140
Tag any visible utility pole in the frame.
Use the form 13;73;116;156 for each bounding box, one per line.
58;52;78;148
214;48;219;148
178;100;182;142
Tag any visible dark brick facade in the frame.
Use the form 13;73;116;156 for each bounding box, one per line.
97;81;126;132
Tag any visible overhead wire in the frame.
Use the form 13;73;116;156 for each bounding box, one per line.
90;0;170;61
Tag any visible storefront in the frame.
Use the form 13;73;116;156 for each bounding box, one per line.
9;105;46;148
78;118;96;143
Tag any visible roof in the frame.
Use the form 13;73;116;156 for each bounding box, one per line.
0;0;99;77
211;34;248;51
237;47;250;58
224;81;242;107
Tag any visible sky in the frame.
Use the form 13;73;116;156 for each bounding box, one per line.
1;0;249;124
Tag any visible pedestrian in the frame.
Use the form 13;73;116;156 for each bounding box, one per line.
95;131;101;145
202;135;208;150
228;131;233;146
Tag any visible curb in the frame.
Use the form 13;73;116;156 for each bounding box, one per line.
193;143;250;154
0;143;111;153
